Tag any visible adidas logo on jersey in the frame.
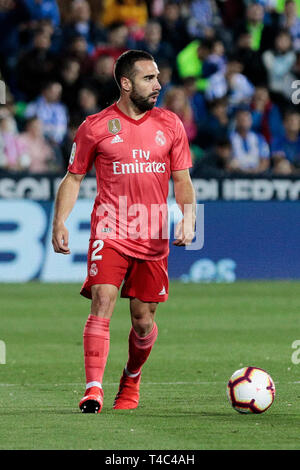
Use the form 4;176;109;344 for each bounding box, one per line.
111;134;123;144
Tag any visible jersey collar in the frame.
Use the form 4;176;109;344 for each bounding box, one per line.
113;103;151;125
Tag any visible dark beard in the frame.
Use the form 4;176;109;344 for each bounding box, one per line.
130;87;157;112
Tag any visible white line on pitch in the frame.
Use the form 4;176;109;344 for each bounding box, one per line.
0;381;219;387
0;381;300;387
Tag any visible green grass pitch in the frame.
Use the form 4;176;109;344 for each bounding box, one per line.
0;281;299;450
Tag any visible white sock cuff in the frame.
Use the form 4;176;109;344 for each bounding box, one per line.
86;381;102;389
124;366;141;378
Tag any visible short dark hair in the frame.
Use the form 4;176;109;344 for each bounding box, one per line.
25;116;40;128
41;80;60;92
283;107;300;120
114;49;154;89
215;136;231;148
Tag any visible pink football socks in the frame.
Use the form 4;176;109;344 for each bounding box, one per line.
126;322;158;375
83;314;110;389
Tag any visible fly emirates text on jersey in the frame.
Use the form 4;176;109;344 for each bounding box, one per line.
112;149;166;175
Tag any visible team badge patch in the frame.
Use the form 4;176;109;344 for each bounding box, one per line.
155;130;166;146
90;263;98;277
108;118;121;135
69;142;76;165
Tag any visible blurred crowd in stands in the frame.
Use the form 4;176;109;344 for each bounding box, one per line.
1;0;300;177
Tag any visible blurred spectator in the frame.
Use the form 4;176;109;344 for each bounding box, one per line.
157;1;189;54
64;34;91;74
18;116;59;173
156;60;174;107
76;86;99;121
244;2;265;51
205;56;255;111
186;0;223;40
0;106;30;171
262;29;296;105
25;80;68;145
201;37;226;78
229;107;270;174
62;0;106;54
176;38;212;92
57;57;81;113
271;109;300;174
234;2;274;53
2;0;300;180
217;0;246;29
163;86;198;143
250;85;284;144
292;47;300;76
149;0;166;17
60;116;82;171
17;27;57;100
197;97;229;149
276;0;300;17
16;13;60;56
235;31;268;86
125;18;145;45
100;0;148;27
191;136;234;178
182;76;207;127
81;53;120;109
91;22;128;64
23;0;60;27
133;19;175;66
279;0;300;51
0;0;30;92
31;18;62;54
36;17;55;36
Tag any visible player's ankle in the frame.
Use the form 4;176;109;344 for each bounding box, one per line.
124;366;141;378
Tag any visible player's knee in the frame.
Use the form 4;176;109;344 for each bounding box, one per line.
131;310;155;337
132;318;154;337
130;300;157;336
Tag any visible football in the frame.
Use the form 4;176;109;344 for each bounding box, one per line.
227;367;275;414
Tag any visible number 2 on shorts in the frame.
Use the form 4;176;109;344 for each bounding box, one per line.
91;240;104;261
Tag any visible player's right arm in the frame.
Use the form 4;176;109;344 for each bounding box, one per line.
52;118;97;254
52;171;85;254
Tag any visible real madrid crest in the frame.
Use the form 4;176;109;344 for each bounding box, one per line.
108;118;121;135
90;263;98;277
155;130;166;146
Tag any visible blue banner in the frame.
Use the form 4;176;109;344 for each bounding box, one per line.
169;202;300;282
0;200;299;282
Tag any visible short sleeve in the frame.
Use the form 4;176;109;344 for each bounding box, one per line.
170;115;193;171
68;119;97;174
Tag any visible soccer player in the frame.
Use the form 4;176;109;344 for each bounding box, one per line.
52;50;196;413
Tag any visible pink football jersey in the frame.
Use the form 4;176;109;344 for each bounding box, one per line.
68;103;192;259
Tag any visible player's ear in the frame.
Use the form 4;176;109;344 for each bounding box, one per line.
120;76;132;93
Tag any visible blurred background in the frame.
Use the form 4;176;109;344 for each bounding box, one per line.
1;0;300;284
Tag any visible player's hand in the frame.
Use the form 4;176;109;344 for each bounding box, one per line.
173;218;195;247
52;222;71;254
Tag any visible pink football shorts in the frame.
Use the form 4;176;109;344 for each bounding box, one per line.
80;239;169;303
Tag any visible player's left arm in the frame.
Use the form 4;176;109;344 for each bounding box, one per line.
172;169;196;246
